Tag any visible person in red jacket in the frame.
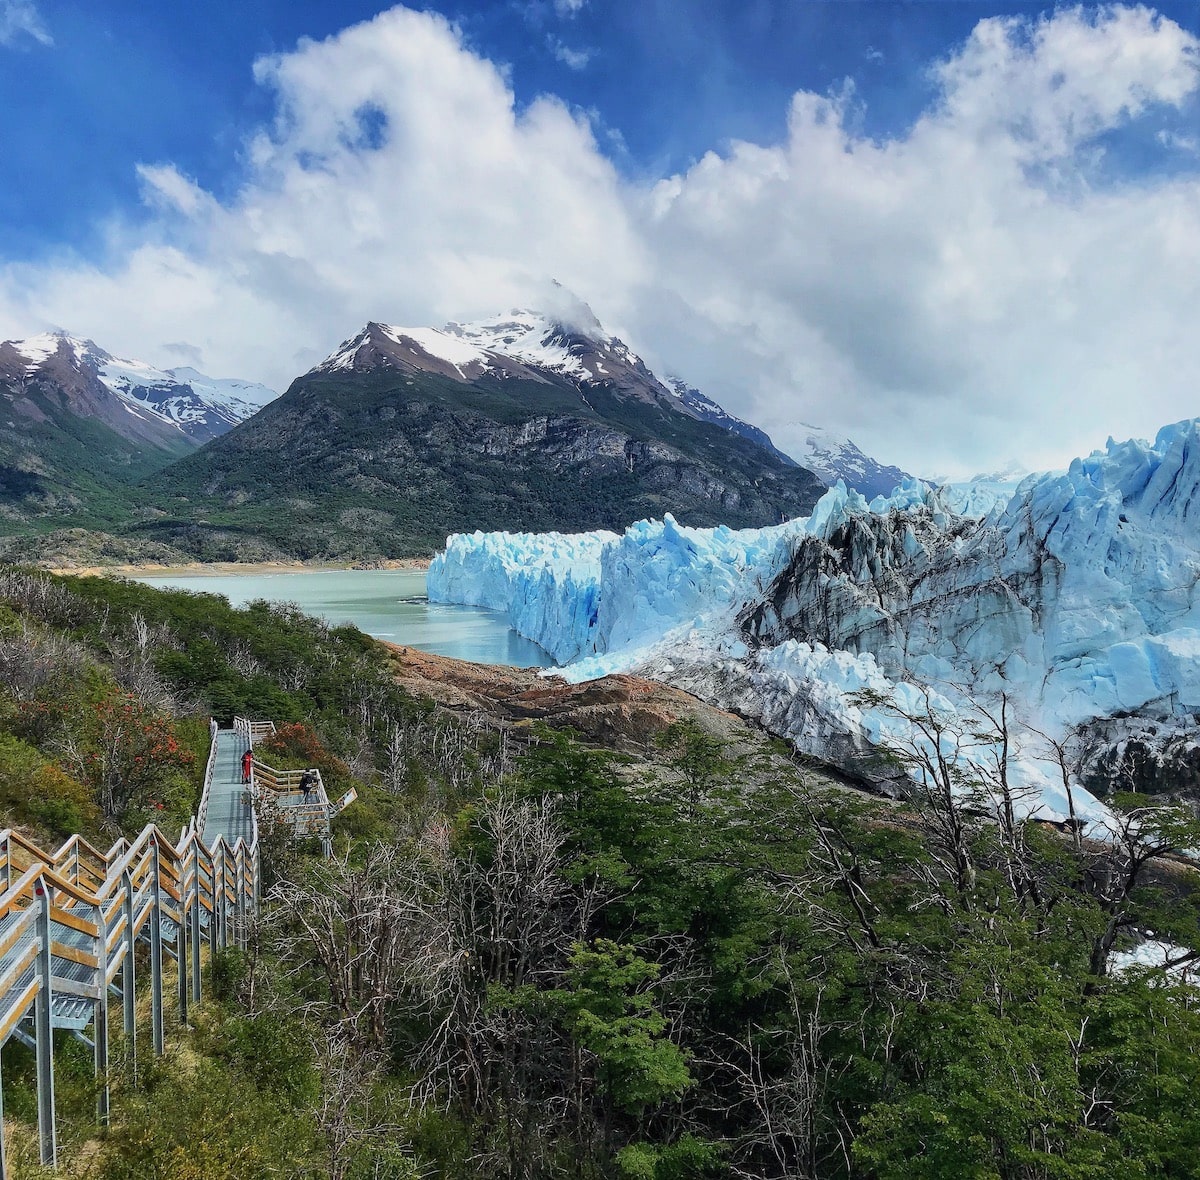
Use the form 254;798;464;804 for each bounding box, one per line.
241;749;253;784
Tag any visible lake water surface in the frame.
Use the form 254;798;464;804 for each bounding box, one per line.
133;569;555;668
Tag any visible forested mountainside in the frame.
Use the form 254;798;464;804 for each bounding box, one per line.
0;336;190;537
3;566;1200;1177
138;312;826;561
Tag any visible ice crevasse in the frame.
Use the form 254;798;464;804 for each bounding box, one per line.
428;420;1200;823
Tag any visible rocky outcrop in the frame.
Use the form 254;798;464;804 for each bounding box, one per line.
381;643;760;756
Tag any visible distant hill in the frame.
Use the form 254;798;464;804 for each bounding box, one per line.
139;307;828;560
0;331;276;541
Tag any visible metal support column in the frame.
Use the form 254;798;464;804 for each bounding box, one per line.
252;844;261;919
94;898;110;1126
234;846;246;950
210;845;223;954
34;883;57;1168
150;845;165;1056
121;870;136;1074
190;850;202;1006
176;881;188;1028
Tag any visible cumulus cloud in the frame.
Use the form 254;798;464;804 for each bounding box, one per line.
0;7;642;389
633;4;1200;474
0;0;51;46
1;3;1198;478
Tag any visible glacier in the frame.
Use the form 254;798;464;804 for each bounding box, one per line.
428;419;1200;823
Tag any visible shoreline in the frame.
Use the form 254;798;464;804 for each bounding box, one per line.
50;557;433;578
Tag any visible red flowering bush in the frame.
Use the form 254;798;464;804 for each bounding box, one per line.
261;722;330;767
259;722;350;791
70;693;195;827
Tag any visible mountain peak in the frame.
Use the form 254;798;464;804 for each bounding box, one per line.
3;329;109;373
789;420;913;500
1;329;276;444
318;307;614;382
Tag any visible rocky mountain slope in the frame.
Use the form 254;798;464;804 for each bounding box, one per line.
0;331;275;536
141;308;827;560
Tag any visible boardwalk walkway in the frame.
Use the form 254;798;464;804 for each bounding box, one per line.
201;728;254;847
0;715;340;1176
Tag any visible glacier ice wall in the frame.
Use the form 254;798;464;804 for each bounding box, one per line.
427;420;1200;819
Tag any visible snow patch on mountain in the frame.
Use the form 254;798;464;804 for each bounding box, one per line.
10;332;64;370
428;419;1200;824
319;310;597;382
790;421;913;500
443;312;590;379
4;331;276;441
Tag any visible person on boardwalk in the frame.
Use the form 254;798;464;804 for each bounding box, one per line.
241;748;253;784
300;769;316;804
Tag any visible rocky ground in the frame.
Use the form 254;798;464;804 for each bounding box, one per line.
381;642;806;775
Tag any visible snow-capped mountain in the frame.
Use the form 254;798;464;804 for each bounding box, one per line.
161;302;826;558
318;308;713;414
104;361;277;441
319;307;806;452
429;418;1200;817
665;377;797;465
1;331;276;444
790;421;912;501
317;305;907;495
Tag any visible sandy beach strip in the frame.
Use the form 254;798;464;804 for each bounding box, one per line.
51;557;433;578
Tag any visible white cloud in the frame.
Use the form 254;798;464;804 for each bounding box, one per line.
136;164;219;218
0;0;51;46
1158;127;1200;152
1;3;1198;479
0;7;642;388
632;4;1200;475
554;0;586;15
548;35;590;70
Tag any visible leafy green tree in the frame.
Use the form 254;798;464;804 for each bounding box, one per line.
557;940;692;1116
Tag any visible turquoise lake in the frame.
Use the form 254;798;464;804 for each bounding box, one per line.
132;568;555;668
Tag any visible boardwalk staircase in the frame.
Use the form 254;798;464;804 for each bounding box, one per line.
0;716;349;1175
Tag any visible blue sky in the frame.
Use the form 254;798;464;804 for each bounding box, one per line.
2;1;1199;475
6;0;1196;259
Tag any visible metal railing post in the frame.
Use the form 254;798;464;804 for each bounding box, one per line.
122;868;137;1076
150;842;165;1056
190;845;202;1006
177;872;189;1028
94;896;110;1126
35;881;57;1168
211;844;225;952
234;845;247;949
252;843;261;920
